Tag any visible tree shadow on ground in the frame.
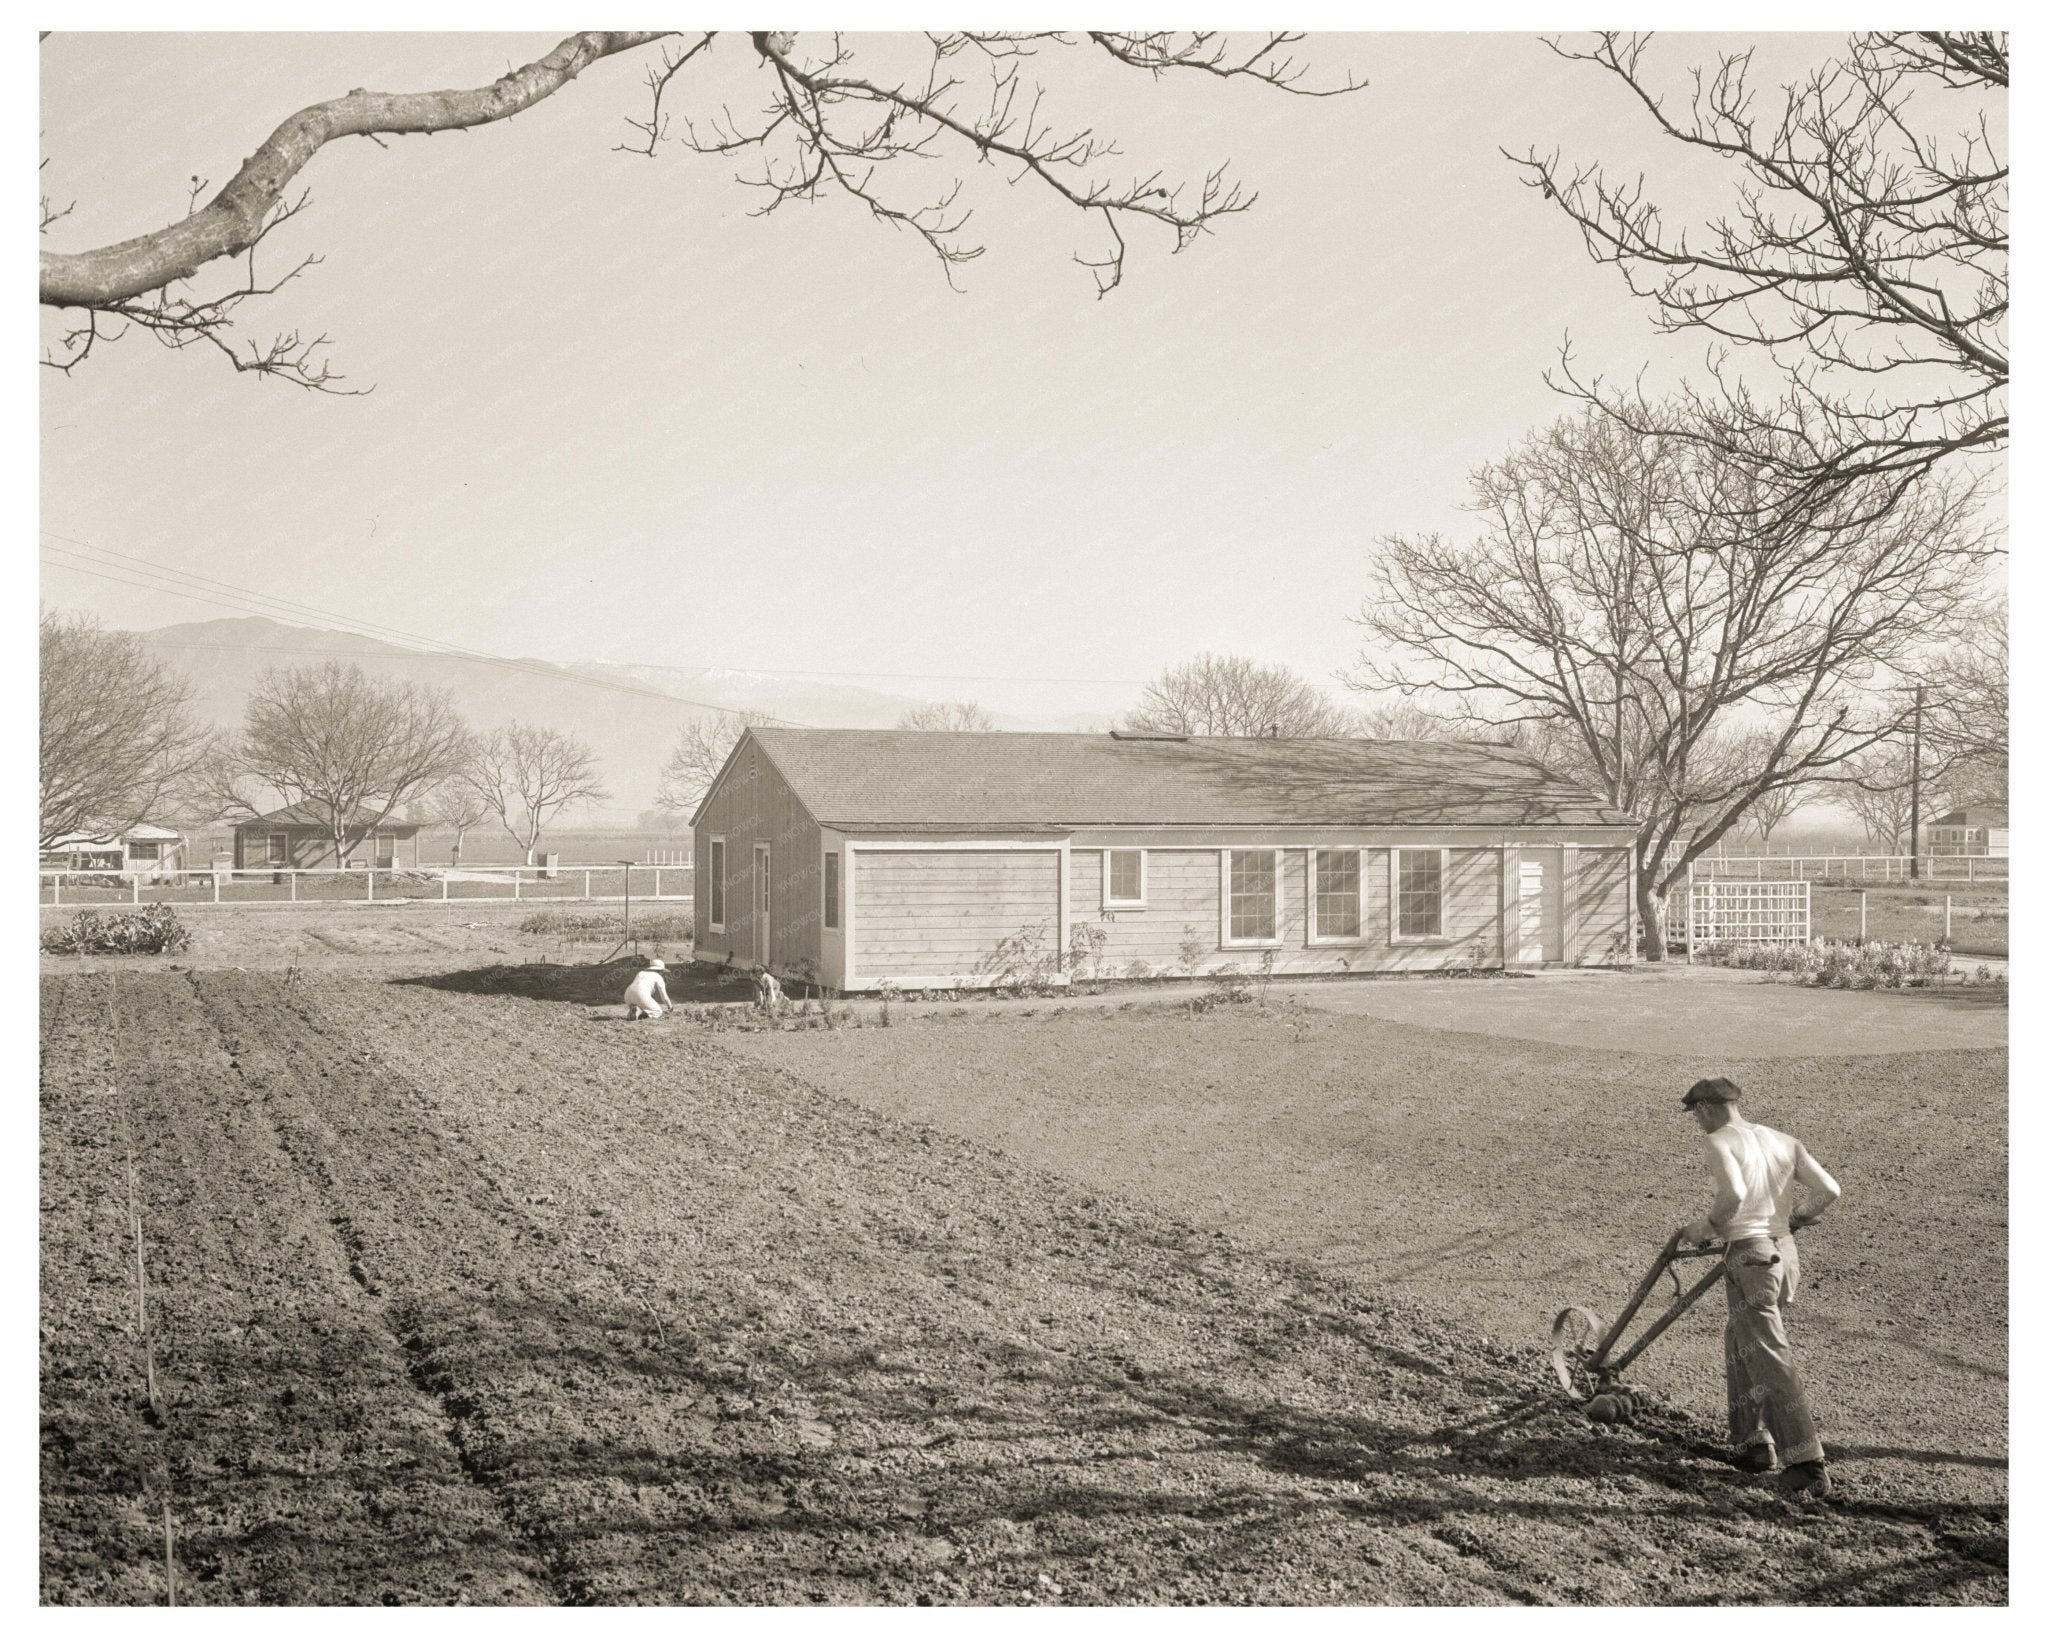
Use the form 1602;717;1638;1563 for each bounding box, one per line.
390;958;757;1009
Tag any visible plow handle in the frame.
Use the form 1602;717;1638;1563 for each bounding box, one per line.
1589;1229;1689;1369
1591;1222;1810;1376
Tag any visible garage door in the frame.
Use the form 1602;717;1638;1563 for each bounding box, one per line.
853;849;1062;984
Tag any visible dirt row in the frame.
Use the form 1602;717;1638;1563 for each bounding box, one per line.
41;973;2008;1603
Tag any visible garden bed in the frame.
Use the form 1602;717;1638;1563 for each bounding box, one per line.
41;970;2005;1604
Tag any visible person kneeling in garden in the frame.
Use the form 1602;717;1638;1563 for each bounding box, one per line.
623;957;671;1020
1678;1076;1842;1499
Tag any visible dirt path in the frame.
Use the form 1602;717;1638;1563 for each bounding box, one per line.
41;974;2007;1604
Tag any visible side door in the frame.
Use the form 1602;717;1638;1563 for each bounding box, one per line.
754;842;772;968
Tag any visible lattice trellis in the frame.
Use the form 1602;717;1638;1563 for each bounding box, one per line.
1684;879;1812;945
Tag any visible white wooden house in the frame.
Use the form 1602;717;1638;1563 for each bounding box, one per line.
691;729;1639;992
40;820;187;880
1928;805;2009;857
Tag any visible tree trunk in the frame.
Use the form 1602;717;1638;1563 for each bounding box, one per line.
1637;879;1671;963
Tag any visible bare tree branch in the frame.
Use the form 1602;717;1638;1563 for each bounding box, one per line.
1512;32;2006;497
466;723;610;864
1354;402;1992;957
896;700;996;731
658;709;774;816
39;613;213;850
1125;653;1352;737
40;30;1362;380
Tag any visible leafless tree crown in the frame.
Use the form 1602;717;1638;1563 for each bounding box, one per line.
896;700;996;732
1515;32;2006;497
39;612;212;850
464;722;611;865
659;708;775;816
210;660;474;864
1355;403;1992;956
39;31;1359;386
1124;653;1352;738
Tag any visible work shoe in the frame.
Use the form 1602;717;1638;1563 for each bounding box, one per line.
1781;1461;1831;1499
1732;1445;1776;1474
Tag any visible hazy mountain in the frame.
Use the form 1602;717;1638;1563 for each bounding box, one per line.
133;617;1125;820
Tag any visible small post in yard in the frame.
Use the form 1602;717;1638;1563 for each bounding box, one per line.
1859;890;1867;943
513;871;521;901
289;870;297;903
655;868;663;899
212;870;220;905
1946;894;1953;943
1909;682;1924;880
618;860;634;949
584;869;592;902
367;867;375;903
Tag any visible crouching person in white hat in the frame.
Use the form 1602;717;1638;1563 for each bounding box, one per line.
623;957;672;1019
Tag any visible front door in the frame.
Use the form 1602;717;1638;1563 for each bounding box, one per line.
1518;850;1562;964
754;843;771;967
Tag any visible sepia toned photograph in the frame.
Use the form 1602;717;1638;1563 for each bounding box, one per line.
36;22;2007;1607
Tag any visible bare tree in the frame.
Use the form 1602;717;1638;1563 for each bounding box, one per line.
466;723;611;865
1125;653;1352;737
40;31;1358;386
38;611;213;849
1515;33;2006;501
1355;404;1990;958
423;777;493;864
1836;743;1919;852
658;708;774;816
896;700;996;731
212;661;473;865
1739;777;1811;849
1922;596;2007;802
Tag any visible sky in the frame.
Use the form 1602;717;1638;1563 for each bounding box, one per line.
38;29;1909;721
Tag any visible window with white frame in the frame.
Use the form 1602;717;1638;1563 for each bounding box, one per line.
1226;849;1279;943
1105;848;1145;907
708;836;727;930
1312;848;1362;940
823;850;840;930
1393;848;1445;940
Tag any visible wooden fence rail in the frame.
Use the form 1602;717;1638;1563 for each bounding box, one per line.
38;864;694;910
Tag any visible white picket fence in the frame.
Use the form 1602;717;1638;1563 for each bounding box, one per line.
38;863;694;909
1693;854;2007;883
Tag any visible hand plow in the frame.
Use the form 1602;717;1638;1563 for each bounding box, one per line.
1549;1228;1738;1425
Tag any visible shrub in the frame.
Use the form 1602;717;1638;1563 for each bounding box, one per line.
973;922;1062;996
42;905;193;956
1698;937;1958;988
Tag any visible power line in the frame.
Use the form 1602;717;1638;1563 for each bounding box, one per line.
40;545;815;724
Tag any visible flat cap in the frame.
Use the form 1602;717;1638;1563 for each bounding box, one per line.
1683;1076;1742;1108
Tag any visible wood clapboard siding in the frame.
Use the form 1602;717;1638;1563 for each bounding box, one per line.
1572;847;1632;963
1069;845;1506;976
692;740;824;978
855;850;1061;979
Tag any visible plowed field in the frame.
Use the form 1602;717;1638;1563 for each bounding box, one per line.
42;970;2006;1604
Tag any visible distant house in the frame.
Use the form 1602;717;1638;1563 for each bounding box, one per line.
40;821;187;879
231;803;423;870
691;728;1639;992
1927;805;2009;857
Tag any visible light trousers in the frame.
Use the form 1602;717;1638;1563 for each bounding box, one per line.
1724;1233;1824;1466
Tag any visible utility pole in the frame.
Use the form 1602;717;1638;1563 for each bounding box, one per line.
1909;684;1925;880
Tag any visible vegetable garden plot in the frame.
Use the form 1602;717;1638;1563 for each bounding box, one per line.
41;972;2008;1605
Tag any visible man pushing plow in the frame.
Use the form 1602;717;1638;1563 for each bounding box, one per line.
1678;1076;1842;1499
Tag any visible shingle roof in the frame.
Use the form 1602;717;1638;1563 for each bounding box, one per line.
741;729;1636;830
1931;805;2008;828
241;802;421;830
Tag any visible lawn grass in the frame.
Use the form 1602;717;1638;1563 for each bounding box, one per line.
1810;883;2008;957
